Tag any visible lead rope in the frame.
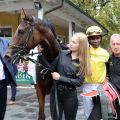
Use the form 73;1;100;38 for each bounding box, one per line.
54;81;60;120
21;54;60;120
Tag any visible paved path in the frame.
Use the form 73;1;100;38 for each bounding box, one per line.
5;87;86;120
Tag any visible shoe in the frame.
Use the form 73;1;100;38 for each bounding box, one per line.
7;100;16;105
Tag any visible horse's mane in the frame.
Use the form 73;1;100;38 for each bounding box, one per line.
34;18;61;62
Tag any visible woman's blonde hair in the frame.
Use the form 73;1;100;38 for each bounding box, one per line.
74;32;92;76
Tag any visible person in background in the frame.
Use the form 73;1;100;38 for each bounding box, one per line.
38;32;92;120
0;37;17;120
82;26;109;119
27;44;45;88
27;46;38;87
107;34;120;119
7;82;17;105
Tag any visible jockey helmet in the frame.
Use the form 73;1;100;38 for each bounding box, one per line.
86;26;103;37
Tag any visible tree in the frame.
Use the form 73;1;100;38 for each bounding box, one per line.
70;0;120;48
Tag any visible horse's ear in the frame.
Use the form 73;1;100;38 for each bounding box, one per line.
21;8;27;19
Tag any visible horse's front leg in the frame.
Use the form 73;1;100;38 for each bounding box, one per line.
36;84;45;120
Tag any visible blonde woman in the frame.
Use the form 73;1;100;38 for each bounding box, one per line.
38;32;91;120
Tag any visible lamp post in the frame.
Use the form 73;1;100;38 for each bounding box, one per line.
33;0;43;19
33;0;64;19
34;0;42;10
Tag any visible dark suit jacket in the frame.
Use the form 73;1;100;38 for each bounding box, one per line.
0;37;17;85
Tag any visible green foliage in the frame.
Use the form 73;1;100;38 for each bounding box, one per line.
70;0;120;48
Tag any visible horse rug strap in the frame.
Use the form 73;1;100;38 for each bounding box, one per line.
97;84;114;120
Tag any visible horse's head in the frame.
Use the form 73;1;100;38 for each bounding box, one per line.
4;9;61;64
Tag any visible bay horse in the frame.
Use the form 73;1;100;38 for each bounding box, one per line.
4;10;61;120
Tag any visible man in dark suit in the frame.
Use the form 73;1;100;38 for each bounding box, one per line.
0;37;17;120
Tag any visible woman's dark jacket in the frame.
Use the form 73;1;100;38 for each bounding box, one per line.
38;50;84;87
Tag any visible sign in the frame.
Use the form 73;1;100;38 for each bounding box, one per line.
16;71;34;84
16;63;34;84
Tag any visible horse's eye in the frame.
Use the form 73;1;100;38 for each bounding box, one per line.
18;29;24;34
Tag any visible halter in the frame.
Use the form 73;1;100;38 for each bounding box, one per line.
9;17;35;57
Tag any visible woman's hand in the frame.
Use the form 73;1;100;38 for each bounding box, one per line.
51;72;60;80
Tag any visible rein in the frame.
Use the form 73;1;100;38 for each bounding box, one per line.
22;52;60;119
20;53;52;79
20;52;50;70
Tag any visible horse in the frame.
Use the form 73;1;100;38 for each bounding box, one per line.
4;10;61;120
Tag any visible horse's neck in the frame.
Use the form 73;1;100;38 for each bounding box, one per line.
41;40;61;63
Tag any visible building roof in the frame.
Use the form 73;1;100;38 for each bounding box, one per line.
0;0;108;35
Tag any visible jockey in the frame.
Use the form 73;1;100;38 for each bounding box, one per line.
82;25;109;119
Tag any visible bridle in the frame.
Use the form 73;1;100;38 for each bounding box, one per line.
9;17;35;57
8;17;52;77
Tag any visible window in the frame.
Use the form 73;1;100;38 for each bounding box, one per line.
0;26;12;37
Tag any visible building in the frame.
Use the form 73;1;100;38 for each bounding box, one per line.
0;0;108;43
